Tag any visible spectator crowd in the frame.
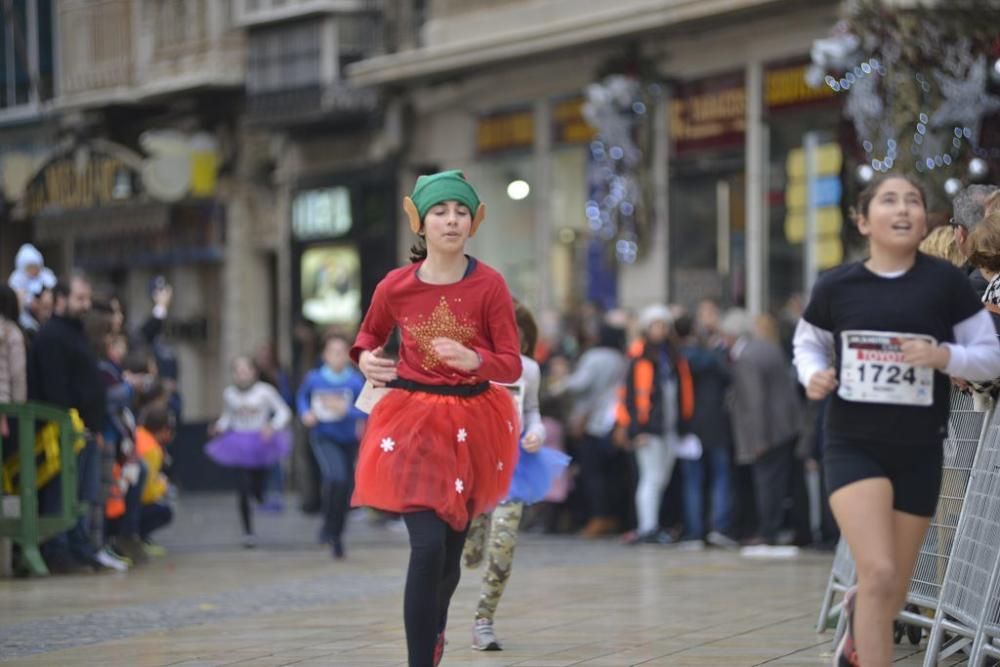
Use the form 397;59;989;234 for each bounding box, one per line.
1;182;998;574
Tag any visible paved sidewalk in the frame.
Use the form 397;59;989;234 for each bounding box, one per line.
0;494;956;666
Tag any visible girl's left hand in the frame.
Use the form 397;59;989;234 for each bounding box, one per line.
432;338;481;372
261;425;275;441
522;432;543;453
902;339;950;370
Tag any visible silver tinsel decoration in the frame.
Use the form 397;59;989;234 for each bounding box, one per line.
583;75;645;265
931;56;1000;148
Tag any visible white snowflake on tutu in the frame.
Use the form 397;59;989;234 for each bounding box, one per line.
457;428;468;443
497;460;504;471
506;420;514;433
455;478;464;494
380;437;395;453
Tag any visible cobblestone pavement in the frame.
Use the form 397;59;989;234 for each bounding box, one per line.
0;494;960;666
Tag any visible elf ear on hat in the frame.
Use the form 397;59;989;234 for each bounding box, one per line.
403;169;487;237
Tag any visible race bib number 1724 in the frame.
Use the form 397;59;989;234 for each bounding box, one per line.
838;330;936;407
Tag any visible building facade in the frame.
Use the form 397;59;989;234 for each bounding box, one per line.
349;0;846;316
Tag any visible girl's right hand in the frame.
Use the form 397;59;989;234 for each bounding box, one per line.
806;368;838;401
360;347;398;387
522;432;543;453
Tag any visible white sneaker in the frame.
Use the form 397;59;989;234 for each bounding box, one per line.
740;544;800;559
472;619;502;651
706;531;739;549
95;547;129;572
242;534;257;549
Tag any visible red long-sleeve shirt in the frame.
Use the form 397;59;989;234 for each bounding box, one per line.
351;259;522;386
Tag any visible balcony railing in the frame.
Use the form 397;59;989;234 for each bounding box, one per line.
140;0;245;96
57;0;134;99
236;0;377;27
246;81;377;127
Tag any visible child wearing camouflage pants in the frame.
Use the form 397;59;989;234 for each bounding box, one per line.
463;302;570;651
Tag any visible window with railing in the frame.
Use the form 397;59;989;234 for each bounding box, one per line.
338;12;381;69
247;20;322;94
0;0;54;112
153;0;207;53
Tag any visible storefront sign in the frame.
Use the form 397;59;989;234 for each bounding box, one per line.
765;64;836;110
293;187;352;241
552;97;597;145
23;151;139;216
670;63;836;156
476;107;534;154
670;73;746;155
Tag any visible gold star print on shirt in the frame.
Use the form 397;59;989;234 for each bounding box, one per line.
406;296;478;370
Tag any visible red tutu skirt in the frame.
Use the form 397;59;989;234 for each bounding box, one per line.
352;384;519;531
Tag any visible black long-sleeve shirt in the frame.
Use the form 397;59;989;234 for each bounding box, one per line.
28;315;106;433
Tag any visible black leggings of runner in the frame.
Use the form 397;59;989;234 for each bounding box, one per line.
238;469;268;535
403;510;468;667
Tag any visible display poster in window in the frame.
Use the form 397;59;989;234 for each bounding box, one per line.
300;245;361;327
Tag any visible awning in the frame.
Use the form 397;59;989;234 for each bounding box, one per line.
32;203;170;242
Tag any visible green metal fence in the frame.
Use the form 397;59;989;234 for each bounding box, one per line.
0;402;83;576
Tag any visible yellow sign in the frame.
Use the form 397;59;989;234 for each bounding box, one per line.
190;150;218;197
784;207;844;244
765;65;836;109
817;235;844;269
477;108;534;154
786;144;843;179
553;97;597;145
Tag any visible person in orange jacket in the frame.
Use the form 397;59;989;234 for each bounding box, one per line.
614;305;694;545
134;405;175;554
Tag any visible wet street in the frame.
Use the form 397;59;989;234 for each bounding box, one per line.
0;494;953;666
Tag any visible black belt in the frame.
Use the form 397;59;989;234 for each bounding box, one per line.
387;378;491;397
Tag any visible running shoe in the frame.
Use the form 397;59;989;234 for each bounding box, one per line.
833;586;859;667
472;618;502;651
94;547;129;572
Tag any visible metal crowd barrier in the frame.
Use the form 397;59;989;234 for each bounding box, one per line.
923;403;1000;666
817;390;991;658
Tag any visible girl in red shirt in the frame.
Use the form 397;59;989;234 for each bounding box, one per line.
351;169;521;667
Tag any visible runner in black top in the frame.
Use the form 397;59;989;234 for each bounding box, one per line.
793;174;1000;667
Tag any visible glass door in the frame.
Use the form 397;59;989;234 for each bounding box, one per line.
669;171;746;306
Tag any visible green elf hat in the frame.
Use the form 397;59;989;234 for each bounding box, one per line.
402;169;487;237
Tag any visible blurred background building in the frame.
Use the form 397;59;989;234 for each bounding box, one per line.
0;0;998;420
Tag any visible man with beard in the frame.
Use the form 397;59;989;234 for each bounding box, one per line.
30;273;125;572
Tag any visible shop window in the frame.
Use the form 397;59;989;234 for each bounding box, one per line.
247;20;322;94
766;108;842;311
0;0;53;112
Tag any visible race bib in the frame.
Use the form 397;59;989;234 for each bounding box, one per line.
838;330;936;406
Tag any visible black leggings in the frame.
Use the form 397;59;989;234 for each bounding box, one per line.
239;469;268;535
403;511;468;667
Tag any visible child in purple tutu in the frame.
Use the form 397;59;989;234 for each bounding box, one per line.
207;355;291;548
462;302;570;651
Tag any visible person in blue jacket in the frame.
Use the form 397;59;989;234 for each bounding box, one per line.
297;332;366;558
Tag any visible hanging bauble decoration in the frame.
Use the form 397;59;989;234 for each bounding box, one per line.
944;177;964;197
856;164;875;184
968;157;990;181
